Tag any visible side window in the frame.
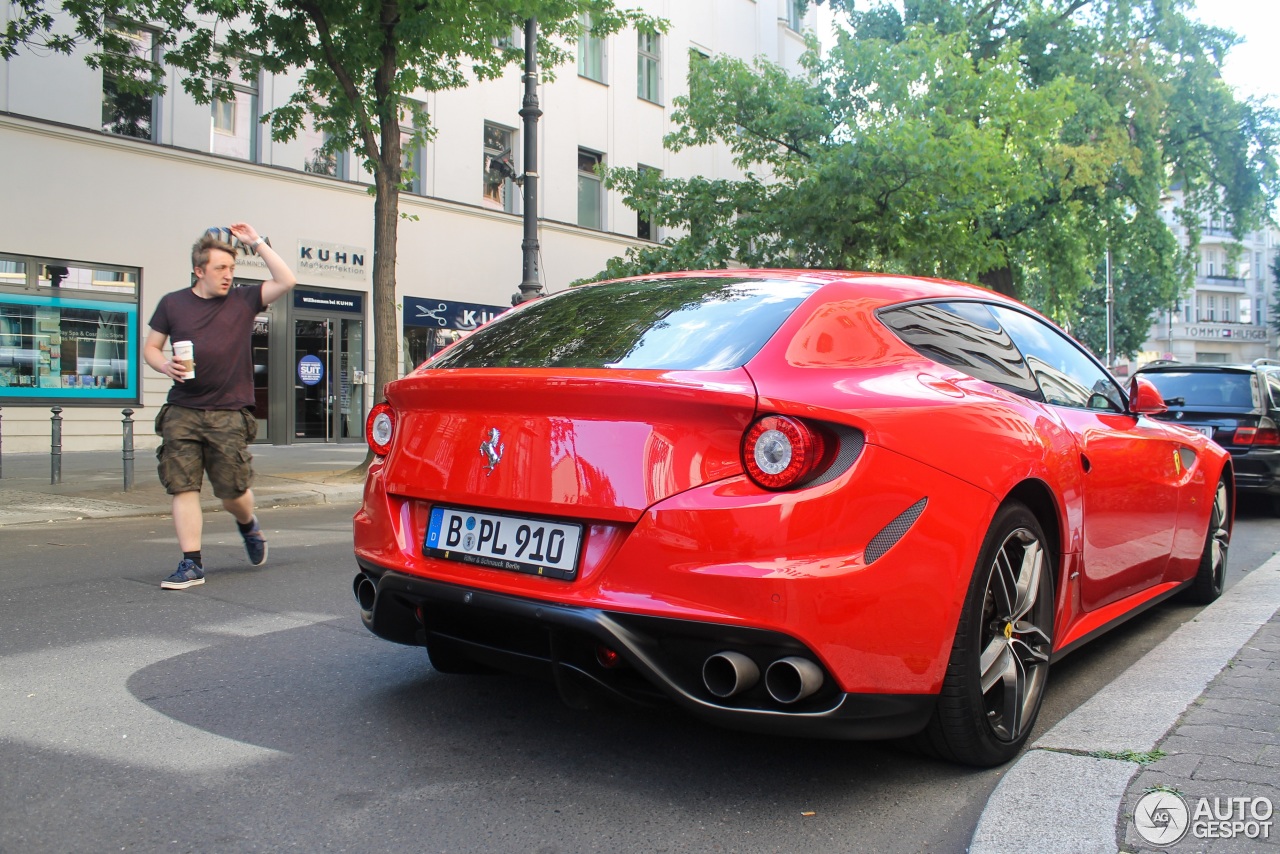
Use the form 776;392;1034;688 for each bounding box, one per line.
1267;372;1280;410
879;301;1041;399
989;306;1124;412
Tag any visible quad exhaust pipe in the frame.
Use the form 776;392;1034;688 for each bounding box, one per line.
702;651;760;698
765;656;824;704
353;573;377;614
701;652;824;704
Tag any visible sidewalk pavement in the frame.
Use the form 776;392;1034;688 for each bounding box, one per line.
0;442;368;526
2;445;1276;851
972;554;1280;854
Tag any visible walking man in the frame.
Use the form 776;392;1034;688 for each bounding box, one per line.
143;223;297;589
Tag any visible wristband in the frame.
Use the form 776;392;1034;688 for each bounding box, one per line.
251;236;267;252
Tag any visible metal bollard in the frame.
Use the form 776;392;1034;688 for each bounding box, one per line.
50;406;63;485
0;406;4;479
122;408;135;492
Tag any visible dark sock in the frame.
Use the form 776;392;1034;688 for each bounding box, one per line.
183;550;203;568
237;516;257;535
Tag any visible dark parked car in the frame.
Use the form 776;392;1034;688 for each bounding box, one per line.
1134;359;1280;511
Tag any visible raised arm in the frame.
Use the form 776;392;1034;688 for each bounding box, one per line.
228;222;297;307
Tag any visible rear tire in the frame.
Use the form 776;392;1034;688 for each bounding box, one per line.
914;502;1054;767
1180;477;1229;604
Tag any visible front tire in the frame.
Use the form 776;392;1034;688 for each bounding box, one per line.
1180;477;1229;604
916;502;1055;767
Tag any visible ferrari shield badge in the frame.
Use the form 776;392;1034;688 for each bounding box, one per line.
480;427;504;476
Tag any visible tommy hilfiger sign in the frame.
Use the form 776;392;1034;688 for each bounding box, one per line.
297;240;369;281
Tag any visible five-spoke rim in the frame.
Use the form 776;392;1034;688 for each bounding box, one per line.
1207;480;1230;590
979;527;1052;743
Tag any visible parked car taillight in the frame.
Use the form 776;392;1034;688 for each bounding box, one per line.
1235;417;1280;446
742;415;827;490
366;402;396;456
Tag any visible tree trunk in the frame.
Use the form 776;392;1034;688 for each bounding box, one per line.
978;266;1016;297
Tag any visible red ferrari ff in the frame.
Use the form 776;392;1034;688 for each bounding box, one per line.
352;270;1231;766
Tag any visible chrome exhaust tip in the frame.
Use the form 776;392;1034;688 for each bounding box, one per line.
353;574;377;614
702;651;760;698
764;656;824;704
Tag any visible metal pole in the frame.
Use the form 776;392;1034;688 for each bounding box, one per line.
1105;249;1114;368
0;406;4;480
122;408;135;492
50;406;63;485
513;16;543;305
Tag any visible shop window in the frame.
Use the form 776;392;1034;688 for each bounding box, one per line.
578;149;604;230
211;66;259;161
637;30;661;103
483;123;517;212
101;20;158;140
0;254;140;403
578;14;606;83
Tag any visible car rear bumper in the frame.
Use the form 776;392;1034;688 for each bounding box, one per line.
354;560;936;740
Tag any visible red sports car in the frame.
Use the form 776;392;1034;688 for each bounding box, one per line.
352;270;1231;766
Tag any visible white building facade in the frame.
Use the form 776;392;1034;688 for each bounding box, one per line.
1131;199;1279;371
0;0;815;452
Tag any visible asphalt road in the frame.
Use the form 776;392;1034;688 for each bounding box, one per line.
1;499;1277;854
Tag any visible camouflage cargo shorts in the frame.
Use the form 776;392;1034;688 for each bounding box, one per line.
155;404;258;498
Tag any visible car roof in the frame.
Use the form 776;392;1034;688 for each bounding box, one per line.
598;268;1030;313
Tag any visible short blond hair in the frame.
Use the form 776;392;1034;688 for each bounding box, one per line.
192;232;237;269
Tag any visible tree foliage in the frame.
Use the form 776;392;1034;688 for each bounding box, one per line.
4;0;660;415
592;0;1279;360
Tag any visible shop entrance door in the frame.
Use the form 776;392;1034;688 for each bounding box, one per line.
292;316;366;442
294;318;332;440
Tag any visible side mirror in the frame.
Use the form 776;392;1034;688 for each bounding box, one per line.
1128;375;1168;416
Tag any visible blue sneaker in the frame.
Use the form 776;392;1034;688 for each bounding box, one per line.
161;559;205;590
242;518;268;566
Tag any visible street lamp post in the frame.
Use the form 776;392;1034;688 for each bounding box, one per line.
513;17;544;306
1105;249;1115;368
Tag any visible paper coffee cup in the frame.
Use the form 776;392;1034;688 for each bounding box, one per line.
172;340;195;379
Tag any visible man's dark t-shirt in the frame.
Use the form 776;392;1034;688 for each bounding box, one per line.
149;284;264;411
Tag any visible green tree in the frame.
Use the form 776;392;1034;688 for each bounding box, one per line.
592;0;1279;361
3;0;658;416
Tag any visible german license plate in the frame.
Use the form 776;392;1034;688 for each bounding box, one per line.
425;505;583;580
1191;426;1215;440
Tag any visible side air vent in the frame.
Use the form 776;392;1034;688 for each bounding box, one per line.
865;498;928;564
805;425;866;488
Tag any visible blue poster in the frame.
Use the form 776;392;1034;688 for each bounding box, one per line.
298;354;325;386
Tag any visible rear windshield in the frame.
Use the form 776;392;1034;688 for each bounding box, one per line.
427;277;820;370
1141;371;1258;409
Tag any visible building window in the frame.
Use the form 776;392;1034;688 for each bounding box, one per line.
101;20;157;140
578;149;604;230
300;112;345;178
211;67;259;161
784;0;804;31
578;13;606;83
0;254;140;402
494;24;523;51
483;123;517;212
638;30;661;103
400;101;426;195
637;164;660;241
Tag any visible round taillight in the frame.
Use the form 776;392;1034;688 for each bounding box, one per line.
366;403;396;456
743;415;826;490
